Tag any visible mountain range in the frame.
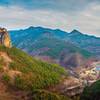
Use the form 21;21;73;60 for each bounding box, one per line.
9;26;100;67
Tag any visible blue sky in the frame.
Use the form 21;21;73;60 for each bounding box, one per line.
0;0;100;37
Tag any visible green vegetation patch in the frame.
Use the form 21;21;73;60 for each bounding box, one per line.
0;46;67;91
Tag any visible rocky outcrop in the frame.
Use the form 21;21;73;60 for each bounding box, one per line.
0;28;11;48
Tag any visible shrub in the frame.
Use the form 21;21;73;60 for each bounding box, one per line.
14;75;28;90
80;80;100;100
0;57;5;66
2;74;10;83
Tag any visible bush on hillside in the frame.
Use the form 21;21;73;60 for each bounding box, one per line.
80;80;100;100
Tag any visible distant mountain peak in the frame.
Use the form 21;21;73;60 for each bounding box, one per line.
54;29;62;31
69;29;83;36
71;29;81;33
28;26;34;29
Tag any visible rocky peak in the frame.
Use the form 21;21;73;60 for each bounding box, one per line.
70;29;82;35
0;27;12;48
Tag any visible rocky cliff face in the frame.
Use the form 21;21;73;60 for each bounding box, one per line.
0;28;11;48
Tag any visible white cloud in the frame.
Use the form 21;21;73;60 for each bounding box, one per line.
73;2;100;36
0;4;100;37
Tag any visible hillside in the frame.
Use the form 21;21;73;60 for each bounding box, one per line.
31;36;93;68
29;36;92;58
0;46;70;100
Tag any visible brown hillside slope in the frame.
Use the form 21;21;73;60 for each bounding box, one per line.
0;51;29;100
0;46;71;100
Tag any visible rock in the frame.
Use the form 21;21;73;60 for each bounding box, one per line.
0;28;11;48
